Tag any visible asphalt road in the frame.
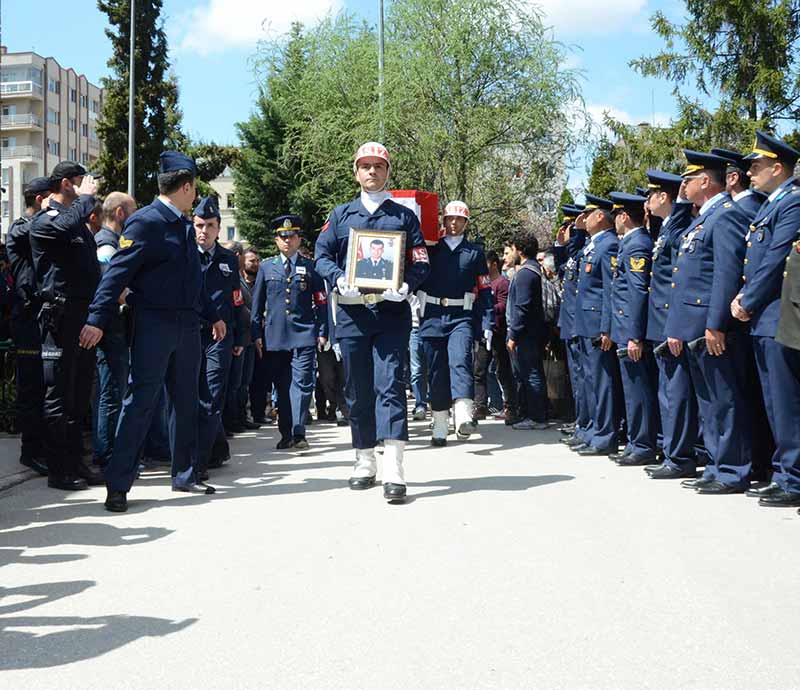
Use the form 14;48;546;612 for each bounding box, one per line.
1;415;799;689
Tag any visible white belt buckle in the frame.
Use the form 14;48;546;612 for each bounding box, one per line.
440;297;449;307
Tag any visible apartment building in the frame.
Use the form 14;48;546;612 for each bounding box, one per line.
209;165;240;242
1;46;104;239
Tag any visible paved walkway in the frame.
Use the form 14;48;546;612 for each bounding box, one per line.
1;415;799;689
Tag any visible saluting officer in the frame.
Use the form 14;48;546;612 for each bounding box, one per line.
607;192;660;465
570;194;622;456
29;162;102;490
554;205;589;444
711;147;766;220
667;150;751;495
640;170;699;480
194;197;245;476
416;200;493;445
6;177;51;477
252;215;328;450
730;131;800;507
80;151;226;512
315;142;431;503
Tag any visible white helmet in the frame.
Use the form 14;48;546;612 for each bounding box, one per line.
353;141;391;170
444;200;470;220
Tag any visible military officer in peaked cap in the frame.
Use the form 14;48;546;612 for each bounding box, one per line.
711;146;767;220
252;215;328;450
81;151;226;511
640;170;699;480
570;193;623;456
667;150;751;494
416;200;493;445
315;142;431;503
194;197;246;477
607;191;660;466
730;131;800;507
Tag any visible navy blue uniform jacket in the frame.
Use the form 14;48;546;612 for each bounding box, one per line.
574;230;618;338
610;227;653;344
202;242;245;347
554;226;588;340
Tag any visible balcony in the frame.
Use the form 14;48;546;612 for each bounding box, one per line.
1;113;43;130
0;81;44;99
1;146;43;160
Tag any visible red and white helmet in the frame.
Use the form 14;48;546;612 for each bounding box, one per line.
444;200;470;220
353;141;391;169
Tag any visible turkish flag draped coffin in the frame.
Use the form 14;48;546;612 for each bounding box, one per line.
390;190;441;246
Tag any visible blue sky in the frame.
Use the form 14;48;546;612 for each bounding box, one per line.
5;0;688;184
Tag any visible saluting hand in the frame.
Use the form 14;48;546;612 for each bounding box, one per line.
79;325;104;349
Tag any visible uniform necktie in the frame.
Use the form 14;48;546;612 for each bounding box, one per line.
285;258;292;277
201;252;211;266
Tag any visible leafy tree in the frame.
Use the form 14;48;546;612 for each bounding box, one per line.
96;0;186;202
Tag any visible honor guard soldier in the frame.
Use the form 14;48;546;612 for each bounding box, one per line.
29;162;102;490
252;215;328;450
607;192;660;465
80;151;226;512
711;147;767;220
314;142;431;503
6;177;52;477
571;194;623;456
640;170;699;480
416;200;493;445
194;197;246;476
730;131;800;507
554;205;589;443
667;150;751;495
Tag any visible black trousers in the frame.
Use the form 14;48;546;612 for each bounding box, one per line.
40;300;95;477
11;311;45;459
249;349;275;421
474;330;517;410
316;347;348;416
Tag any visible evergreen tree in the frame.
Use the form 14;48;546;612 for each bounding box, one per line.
96;0;186;202
553;188;575;233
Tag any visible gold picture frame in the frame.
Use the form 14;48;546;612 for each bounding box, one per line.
344;228;406;292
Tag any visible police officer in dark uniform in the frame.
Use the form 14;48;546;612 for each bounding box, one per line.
252;215;328;450
194;197;245;476
667;150;751;494
80;151;225;512
416;200;493;445
29;162;102;490
607;191;660;465
355;239;394;280
5;177;51;476
640;170;698;480
315;142;431;503
571;194;622;456
730;131;800;507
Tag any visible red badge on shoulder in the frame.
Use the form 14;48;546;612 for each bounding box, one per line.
585;264;592;273
411;246;429;263
477;274;491;289
233;289;244;306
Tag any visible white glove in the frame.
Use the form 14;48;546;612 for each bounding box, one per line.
484;329;493;350
382;282;409;303
332;343;342;362
336;275;361;298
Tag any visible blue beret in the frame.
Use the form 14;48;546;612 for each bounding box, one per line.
583;193;614;211
159;150;197;175
645;169;683;194
194;196;220;221
745;130;800;166
681;150;730;176
609;192;647;212
24;177;53;194
271;214;304;233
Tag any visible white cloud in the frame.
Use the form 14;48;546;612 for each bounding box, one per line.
586;103;672;132
176;0;342;55
532;0;648;34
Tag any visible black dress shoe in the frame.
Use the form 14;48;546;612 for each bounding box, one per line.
48;474;89;491
244;420;262;430
745;482;780;498
577;445;615;457
617;454;658;467
570;443;589;453
566;436;585;448
384;482;407;503
172;481;216;495
349;475;376;490
758;491;800;507
559;423;576;435
431;437;447;447
276;438;294;450
608;451;631;462
292;436;309;450
649;465;696;480
198;469;210;481
682;476;713;489
695;481;746;495
20;455;48;476
252;417;267;424
105;490;128;512
77;459;105;485
229;424;247;434
644;463;664;474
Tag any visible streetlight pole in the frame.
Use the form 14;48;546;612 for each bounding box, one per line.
127;0;136;196
378;0;385;141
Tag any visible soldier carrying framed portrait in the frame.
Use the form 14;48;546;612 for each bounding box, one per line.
344;228;406;292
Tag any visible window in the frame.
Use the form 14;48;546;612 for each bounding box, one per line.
81;123;88;137
80;94;88;108
47;139;60;156
70;147;77;160
2;136;17;148
47;108;60;125
2;167;9;185
2;201;9;218
2;105;16;116
70;88;77;103
227;194;235;209
48;78;60;94
81;152;89;165
91;100;99;113
89;128;98;142
68;117;76;132
227;226;236;241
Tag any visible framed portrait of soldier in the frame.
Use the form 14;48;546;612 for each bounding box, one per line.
345;228;406;291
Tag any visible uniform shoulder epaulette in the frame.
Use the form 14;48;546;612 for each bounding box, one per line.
723;202;732;208
46;209;59;216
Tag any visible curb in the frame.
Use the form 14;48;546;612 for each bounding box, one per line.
0;468;38;494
